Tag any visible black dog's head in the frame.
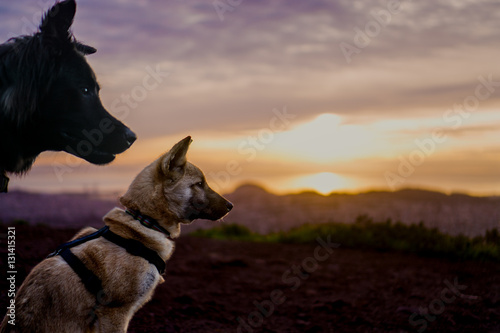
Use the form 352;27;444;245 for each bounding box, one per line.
0;0;136;172
38;0;136;165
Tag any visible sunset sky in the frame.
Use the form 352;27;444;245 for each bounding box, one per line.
2;0;500;195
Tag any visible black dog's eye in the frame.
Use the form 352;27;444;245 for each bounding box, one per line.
193;181;203;188
81;87;92;96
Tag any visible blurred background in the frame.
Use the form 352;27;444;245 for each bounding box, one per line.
1;0;500;196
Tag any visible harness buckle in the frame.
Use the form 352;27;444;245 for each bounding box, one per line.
46;248;62;258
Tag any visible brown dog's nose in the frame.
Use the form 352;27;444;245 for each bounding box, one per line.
226;201;233;212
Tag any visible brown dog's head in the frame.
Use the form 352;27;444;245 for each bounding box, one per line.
120;137;233;235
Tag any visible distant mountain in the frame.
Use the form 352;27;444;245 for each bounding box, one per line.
222;184;500;236
0;191;117;228
1;186;498;236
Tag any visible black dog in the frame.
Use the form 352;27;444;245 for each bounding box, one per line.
0;0;136;192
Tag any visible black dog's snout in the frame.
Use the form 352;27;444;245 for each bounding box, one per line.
124;128;137;147
226;201;233;212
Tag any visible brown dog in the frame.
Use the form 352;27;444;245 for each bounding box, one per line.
0;137;232;332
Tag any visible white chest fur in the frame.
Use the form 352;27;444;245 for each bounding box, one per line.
131;265;162;314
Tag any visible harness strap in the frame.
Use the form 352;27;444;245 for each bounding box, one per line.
59;247;103;295
102;229;166;275
48;224;166;297
47;226;110;258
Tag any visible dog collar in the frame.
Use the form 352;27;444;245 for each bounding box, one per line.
125;208;172;240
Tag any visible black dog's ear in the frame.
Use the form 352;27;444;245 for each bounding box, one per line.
40;0;76;48
75;42;97;55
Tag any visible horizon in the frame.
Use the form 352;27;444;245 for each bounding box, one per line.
7;182;498;200
2;1;500;196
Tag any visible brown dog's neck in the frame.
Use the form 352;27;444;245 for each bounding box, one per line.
103;208;177;261
125;208;173;240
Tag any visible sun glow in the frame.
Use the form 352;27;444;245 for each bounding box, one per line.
268;113;388;163
288;172;354;195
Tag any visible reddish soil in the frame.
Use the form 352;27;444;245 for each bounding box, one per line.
1;225;499;333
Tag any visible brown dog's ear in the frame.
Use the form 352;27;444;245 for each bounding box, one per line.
159;136;192;183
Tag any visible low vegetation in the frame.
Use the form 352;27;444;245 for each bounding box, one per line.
191;215;500;262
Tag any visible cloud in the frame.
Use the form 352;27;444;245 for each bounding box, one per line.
65;0;498;137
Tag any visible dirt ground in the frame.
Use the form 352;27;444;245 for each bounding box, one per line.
1;225;499;332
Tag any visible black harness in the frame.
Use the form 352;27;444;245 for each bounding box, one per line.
47;210;169;297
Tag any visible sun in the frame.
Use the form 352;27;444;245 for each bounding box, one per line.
288;172;352;195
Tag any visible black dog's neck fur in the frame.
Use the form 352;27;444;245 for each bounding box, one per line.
0;173;9;193
0;36;58;124
0;35;61;174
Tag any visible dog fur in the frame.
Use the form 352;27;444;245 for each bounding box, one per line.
0;0;136;190
0;137;233;332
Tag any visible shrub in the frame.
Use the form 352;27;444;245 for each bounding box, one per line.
191;224;257;241
13;219;29;226
191;217;500;262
